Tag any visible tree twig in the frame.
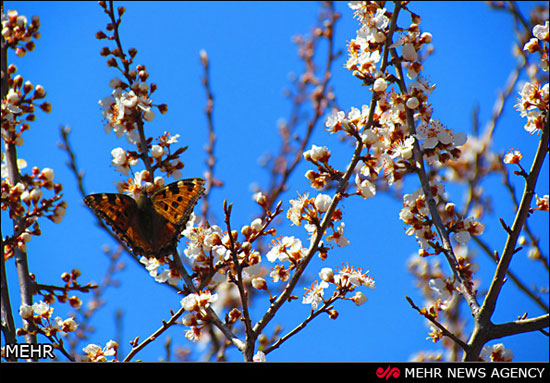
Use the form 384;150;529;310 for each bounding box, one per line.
406;295;469;351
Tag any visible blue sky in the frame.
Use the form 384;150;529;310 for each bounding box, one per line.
2;1;548;362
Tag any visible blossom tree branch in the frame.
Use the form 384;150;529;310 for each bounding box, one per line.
1;8;63;353
262;295;338;355
465;117;549;360
390;47;481;316
199;50;220;225
222;201;255;359
405;295;469;351
252;1;402;359
487;314;550;340
1;8;17;351
100;1;152;176
2;65;37;352
123;305;185;362
1;230;17;360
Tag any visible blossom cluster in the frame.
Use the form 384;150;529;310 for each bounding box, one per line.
1;11;64;259
140;256;181;285
181;213;264;290
302;144;341;190
400;182;484;261
515;20;549;134
18;301;78;339
287;191;347;244
515;81;549;134
301;265;375;312
280;132;383;312
98;76;181;194
346;3;389;83
82;341;118;362
1;9;41;57
96;5;180;197
257;186;356;294
332;2;497;359
180;291;218;342
406;184;485;247
1;15;50;148
408;245;478;344
323;3;487;258
323;84;465;199
479;343;514;362
1;164;66;256
347;2;431;82
98;75;159;144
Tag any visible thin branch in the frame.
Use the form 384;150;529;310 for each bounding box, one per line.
263;303;333;356
479;118;549;324
1;16;37;350
391;46;481;315
465;117;549;361
500;157;548;272
104;0;152;175
223;201;255;360
253;0;403;345
488;314;550;340
472;235;549;313
1;227;18;360
199;50;219;225
123;306;185;362
172;252;245;352
42;332;75;362
406;295;469;352
67;246;123;356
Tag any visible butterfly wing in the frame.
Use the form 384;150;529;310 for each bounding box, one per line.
84;193;156;257
85;178;205;259
151;178;205;229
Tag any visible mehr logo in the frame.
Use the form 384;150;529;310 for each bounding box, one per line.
3;343;55;360
376;365;401;380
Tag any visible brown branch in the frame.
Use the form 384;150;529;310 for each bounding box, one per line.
223;201;255;360
39;331;75;362
391;46;481;316
253;0;403;349
263;297;337;355
479;119;549;317
172;252;245;352
1;226;17;360
123;306;185;362
66;247;123;356
465;116;549;361
500;156;548;272
406;295;469;352
488;314;550;340
103;0;152;176
199;50;219;225
35;282;97;295
1;12;37;350
472;235;549;313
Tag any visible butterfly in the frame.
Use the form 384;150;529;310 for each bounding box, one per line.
84;178;205;259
